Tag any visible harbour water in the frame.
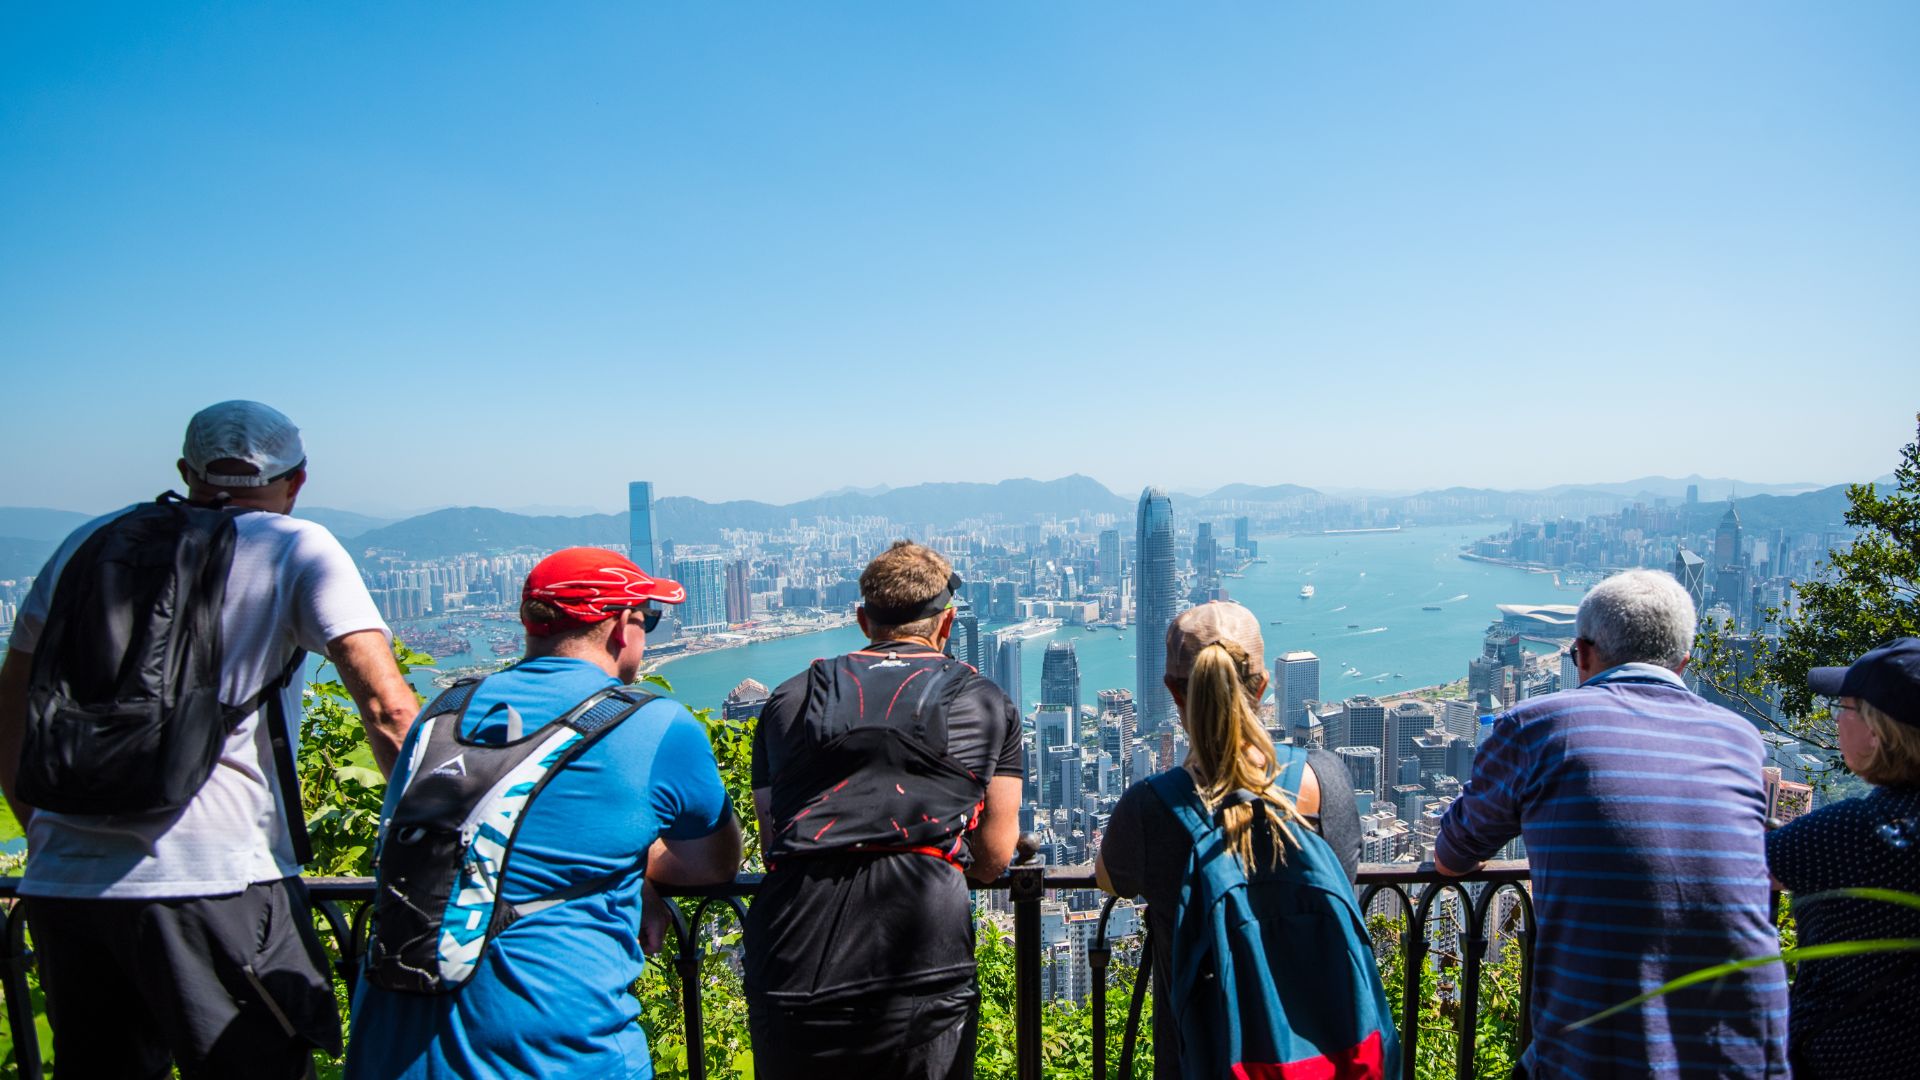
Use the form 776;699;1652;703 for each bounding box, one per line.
370;524;1577;716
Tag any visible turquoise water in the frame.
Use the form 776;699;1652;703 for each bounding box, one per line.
375;524;1575;715
456;522;1566;714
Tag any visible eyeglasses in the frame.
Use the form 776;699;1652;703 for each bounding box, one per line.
621;604;663;633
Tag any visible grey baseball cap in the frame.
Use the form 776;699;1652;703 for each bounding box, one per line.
181;401;306;487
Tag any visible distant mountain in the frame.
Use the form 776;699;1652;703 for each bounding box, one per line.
346;476;1132;559
814;484;892;499
1535;475;1827;502
0;536;56;581
1676;484;1862;534
0;507;96;543
1200;483;1321;502
294;506;393;539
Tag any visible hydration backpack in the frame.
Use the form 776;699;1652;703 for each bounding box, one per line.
762;649;986;870
364;677;655;994
19;493;308;857
1147;746;1398;1080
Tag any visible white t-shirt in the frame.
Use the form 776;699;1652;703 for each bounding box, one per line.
10;505;389;899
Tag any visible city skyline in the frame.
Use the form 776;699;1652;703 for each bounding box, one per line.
4;5;1917;512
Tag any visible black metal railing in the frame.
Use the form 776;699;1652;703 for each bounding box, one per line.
0;861;1532;1079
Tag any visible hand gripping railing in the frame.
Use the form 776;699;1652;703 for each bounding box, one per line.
0;860;1532;1079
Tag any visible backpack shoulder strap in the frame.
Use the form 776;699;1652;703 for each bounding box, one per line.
1274;743;1311;800
254;648;313;865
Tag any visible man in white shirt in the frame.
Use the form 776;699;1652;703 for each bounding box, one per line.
0;401;419;1079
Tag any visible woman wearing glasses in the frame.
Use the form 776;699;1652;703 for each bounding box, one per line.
1767;638;1920;1079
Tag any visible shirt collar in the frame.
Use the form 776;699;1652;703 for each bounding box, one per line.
1582;661;1686;689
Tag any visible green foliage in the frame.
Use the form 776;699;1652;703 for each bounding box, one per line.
1697;414;1920;758
1369;913;1525;1080
300;638;432;876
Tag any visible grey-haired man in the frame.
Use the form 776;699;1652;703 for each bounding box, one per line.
0;401;418;1078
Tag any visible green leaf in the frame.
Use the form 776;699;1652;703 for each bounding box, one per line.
1568;938;1920;1031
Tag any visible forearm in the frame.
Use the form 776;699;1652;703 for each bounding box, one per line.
329;630;419;776
648;816;744;886
0;650;34;829
964;775;1024;884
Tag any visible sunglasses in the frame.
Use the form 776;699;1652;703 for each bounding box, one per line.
621;604;663;633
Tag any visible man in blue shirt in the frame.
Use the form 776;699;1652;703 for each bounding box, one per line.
1436;569;1788;1078
348;547;742;1079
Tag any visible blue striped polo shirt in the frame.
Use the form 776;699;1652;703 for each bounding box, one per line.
1435;664;1789;1077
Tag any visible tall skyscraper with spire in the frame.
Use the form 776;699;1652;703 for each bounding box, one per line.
1135;486;1178;734
1714;500;1743;571
627;481;659;575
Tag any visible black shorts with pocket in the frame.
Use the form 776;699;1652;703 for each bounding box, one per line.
29;876;341;1080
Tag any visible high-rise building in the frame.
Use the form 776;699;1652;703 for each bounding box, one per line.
1335;746;1383;795
1274;652;1320;733
1233;516;1250;556
1343;696;1388;752
1390;701;1436;764
949;601;983;671
627;481;659;576
1041;641;1082;718
1036;706;1075;806
1097;529;1121;582
724;559;752;624
1673;548;1708;609
672;555;727;633
993;631;1023;710
1194;522;1216;584
1714;501;1743;571
1135;487;1179;734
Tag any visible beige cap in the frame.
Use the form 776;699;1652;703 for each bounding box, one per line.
1164;601;1266;680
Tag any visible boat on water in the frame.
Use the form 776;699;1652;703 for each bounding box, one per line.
1299;584;1315;599
1346;623;1360;629
1269;619;1285;625
1422;605;1442;611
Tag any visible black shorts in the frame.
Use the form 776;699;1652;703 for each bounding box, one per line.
748;983;979;1080
29;876;341;1080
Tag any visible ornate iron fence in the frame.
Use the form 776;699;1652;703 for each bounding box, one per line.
0;860;1532;1079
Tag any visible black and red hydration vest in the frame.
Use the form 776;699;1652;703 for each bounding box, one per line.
764;649;987;871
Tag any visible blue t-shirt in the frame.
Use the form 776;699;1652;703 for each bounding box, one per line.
346;657;732;1080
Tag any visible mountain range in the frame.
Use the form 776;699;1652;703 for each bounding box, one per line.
0;474;1874;574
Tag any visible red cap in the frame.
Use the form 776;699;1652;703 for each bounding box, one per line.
520;547;686;637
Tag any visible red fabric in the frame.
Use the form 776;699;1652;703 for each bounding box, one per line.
520;546;686;636
1231;1030;1386;1080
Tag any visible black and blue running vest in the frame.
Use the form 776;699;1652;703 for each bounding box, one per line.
364;676;654;994
764;649;987;870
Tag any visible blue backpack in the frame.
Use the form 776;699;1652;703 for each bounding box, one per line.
1147;746;1397;1079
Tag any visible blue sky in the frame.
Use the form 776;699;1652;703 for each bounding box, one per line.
3;2;1917;515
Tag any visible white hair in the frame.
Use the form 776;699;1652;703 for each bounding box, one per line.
1576;569;1697;670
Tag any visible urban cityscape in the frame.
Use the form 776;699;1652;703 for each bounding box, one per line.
0;473;1843;1004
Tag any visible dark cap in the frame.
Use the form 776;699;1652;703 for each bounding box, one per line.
1808;637;1920;729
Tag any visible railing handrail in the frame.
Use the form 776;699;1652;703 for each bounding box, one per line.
0;860;1535;1079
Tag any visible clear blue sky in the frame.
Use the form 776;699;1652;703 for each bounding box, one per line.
4;2;1916;515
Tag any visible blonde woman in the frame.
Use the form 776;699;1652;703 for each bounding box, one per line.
1097;601;1390;1078
1768;637;1920;1079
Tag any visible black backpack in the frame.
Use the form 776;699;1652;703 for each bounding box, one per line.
18;492;311;862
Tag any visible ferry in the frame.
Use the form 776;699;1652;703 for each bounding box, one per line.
1422;605;1443;611
1299;584;1315;599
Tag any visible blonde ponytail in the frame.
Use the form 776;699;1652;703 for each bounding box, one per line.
1184;641;1313;870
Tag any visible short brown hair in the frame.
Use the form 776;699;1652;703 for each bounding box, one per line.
860;540;951;640
1857;699;1920;787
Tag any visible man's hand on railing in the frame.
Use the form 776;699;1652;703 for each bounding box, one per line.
639;880;670;957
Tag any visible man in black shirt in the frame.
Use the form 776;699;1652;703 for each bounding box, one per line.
746;541;1023;1080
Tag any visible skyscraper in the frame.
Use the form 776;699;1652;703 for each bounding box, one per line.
1343;696;1388;752
1233;516;1250;556
1097;529;1121;582
993;631;1023;710
724;559;752;624
1274;651;1320;733
1041;641;1082;719
1335;746;1383;796
672;554;727;633
1714;501;1743;571
949;600;983;671
1135;487;1178;733
627;481;659;575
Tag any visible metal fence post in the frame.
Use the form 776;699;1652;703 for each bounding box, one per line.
1010;865;1045;1080
1;902;39;1080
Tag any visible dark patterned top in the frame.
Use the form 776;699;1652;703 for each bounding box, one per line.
1768;784;1920;1079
